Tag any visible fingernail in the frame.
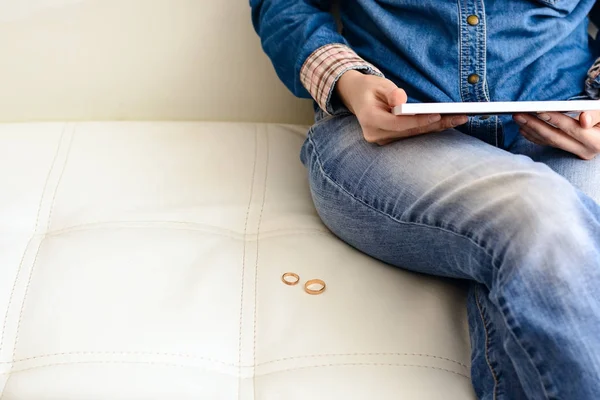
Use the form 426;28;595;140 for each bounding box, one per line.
538;113;550;122
584;114;592;126
429;114;442;123
514;115;527;125
451;116;468;126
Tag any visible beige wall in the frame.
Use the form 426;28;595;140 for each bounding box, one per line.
0;0;314;124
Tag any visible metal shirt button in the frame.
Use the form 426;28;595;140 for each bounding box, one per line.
467;15;480;26
468;74;480;84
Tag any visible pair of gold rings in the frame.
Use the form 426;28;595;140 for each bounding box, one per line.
281;272;326;295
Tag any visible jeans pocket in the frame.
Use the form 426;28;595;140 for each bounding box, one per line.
310;108;353;133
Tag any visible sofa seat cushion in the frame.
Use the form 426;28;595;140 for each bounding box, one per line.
0;121;475;399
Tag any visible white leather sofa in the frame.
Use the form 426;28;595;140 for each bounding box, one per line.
0;1;476;398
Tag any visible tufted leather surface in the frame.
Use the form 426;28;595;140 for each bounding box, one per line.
1;0;475;397
0;122;475;399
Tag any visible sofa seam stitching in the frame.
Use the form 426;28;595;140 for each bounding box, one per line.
237;125;259;399
0;123;75;399
44;222;331;241
0;351;468;368
252;124;269;400
0;124;68;358
0;123;70;398
0;360;470;379
12;124;75;356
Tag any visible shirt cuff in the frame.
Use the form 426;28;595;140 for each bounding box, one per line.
585;57;600;99
300;44;384;114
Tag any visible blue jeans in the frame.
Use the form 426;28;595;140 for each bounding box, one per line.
300;110;600;400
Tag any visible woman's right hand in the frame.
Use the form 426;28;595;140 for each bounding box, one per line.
335;70;468;145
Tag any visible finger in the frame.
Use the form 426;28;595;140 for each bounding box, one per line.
520;132;544;146
390;114;467;137
371;109;441;133
519;112;585;143
520;130;544;146
371;127;428;143
383;87;408;107
529;112;600;152
515;115;590;157
519;125;547;146
426;115;469;132
372;115;468;143
375;138;397;146
579;110;600;129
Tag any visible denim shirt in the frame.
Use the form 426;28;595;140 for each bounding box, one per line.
251;0;599;147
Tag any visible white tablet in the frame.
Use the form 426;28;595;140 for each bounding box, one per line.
392;100;600;116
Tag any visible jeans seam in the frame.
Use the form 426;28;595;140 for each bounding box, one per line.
306;134;500;268
492;289;552;400
474;286;499;400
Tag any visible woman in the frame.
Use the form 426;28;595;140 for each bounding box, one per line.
251;1;600;398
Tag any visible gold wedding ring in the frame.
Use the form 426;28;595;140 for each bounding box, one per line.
304;279;326;295
281;272;300;286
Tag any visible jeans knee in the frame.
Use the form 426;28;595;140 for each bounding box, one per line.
506;168;577;230
479;160;577;226
493;165;599;285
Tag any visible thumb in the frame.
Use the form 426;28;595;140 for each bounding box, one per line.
384;86;408;108
579;110;600;129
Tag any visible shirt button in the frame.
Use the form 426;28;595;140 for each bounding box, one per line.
467;15;480;26
468;74;480;84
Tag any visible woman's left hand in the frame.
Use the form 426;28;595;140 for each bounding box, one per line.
513;111;600;160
